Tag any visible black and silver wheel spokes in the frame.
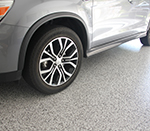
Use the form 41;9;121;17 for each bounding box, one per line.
39;37;78;86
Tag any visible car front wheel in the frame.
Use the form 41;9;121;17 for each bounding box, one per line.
23;26;83;94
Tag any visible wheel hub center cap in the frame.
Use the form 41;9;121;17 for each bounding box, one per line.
56;57;62;65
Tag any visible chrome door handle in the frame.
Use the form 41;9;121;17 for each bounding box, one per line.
128;0;133;4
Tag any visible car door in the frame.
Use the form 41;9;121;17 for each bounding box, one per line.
131;0;150;32
92;0;138;48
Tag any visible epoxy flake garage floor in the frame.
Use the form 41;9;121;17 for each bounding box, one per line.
0;39;150;131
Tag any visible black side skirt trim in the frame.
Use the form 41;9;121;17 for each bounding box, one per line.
0;70;22;82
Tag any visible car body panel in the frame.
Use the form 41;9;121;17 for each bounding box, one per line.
0;0;93;73
0;0;150;82
92;0;150;49
0;23;28;73
132;0;150;32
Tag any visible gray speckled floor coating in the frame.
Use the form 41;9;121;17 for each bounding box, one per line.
1;39;150;131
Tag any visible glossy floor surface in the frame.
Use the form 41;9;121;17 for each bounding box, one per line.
0;39;150;131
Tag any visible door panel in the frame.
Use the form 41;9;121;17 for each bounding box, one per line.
92;0;142;48
131;0;150;32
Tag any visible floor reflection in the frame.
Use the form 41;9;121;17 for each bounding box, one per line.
119;39;143;52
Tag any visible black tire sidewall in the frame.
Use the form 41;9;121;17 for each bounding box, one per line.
147;29;150;45
140;29;150;46
29;27;83;94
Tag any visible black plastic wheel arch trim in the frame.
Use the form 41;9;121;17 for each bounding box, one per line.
18;12;89;71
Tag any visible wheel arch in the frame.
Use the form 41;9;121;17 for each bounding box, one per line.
18;12;89;71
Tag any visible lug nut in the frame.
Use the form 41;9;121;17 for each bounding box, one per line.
58;65;61;68
53;58;57;61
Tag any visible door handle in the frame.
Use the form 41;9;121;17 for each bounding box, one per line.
128;0;133;4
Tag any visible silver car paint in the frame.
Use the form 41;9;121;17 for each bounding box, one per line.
92;0;150;48
0;0;150;74
0;0;93;73
0;24;28;72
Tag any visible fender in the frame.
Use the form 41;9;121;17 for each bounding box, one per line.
18;12;90;70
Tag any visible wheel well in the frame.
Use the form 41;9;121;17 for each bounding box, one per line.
22;17;88;74
25;17;88;59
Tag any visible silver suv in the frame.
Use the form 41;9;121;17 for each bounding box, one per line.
0;0;150;94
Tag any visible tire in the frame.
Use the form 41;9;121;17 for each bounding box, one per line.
140;29;150;46
23;26;83;94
